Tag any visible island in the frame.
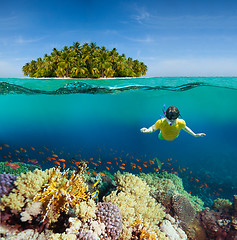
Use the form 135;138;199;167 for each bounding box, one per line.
22;42;148;78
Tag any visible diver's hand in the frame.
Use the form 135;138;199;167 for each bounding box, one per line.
140;127;149;133
195;133;206;137
140;126;156;133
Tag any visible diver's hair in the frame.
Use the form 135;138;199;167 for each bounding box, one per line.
166;106;180;119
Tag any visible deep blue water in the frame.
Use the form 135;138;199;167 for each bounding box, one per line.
0;77;236;206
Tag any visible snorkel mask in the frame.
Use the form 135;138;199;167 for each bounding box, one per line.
162;105;180;125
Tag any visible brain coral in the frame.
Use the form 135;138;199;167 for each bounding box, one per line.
103;171;167;240
96;202;123;239
172;194;196;225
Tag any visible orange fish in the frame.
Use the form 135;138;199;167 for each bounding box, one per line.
143;164;147;167
52;154;58;158
137;166;141;170
107;162;112;164
62;163;66;169
119;166;125;169
59;158;66;162
106;166;110;170
99;172;105;176
153;168;159;172
93;172;97;176
86;171;91;175
91;162;99;166
31;147;35;151
195;178;199;182
54;161;60;166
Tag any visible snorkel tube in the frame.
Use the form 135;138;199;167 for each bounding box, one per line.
161;104;175;126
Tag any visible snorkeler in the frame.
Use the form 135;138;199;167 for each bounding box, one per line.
140;106;206;141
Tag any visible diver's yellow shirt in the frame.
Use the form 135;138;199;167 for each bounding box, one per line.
154;118;186;141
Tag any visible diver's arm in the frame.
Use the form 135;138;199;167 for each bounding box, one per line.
183;126;206;137
140;124;157;133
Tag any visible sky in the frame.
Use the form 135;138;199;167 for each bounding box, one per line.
1;0;237;77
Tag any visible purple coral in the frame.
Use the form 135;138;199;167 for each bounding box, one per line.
0;173;17;197
96;202;123;239
200;207;228;239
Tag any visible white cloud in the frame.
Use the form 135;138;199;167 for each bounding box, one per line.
131;7;150;24
147;58;237;77
15;36;45;44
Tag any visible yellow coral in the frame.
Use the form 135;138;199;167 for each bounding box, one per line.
131;218;167;240
140;228;158;240
103;172;167;240
33;166;89;222
0;169;49;211
75;198;97;222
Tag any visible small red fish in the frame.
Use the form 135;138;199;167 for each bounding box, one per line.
6;161;20;170
2;144;10;147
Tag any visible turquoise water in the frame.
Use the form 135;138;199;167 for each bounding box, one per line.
0;77;237;206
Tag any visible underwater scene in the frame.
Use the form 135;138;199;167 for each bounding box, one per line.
0;77;237;239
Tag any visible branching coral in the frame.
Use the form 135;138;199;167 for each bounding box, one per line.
33;165;89;222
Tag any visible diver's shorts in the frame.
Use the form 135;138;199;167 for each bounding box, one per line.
158;132;165;140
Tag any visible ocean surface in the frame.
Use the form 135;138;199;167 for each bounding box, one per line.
0;77;237;206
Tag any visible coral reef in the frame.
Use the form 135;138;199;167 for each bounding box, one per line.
160;219;187;240
33;165;89;222
0;172;17;197
103;171;167;239
130;218;160;240
139;172;204;212
172;194;196;225
199;206;237;239
20;201;43;222
0;168;49;211
96;202;123;239
75;198;97;222
213;198;233;212
0;161;41;175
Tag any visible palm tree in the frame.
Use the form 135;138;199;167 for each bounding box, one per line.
22;42;148;78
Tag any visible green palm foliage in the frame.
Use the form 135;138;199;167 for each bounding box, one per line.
22;42;148;78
